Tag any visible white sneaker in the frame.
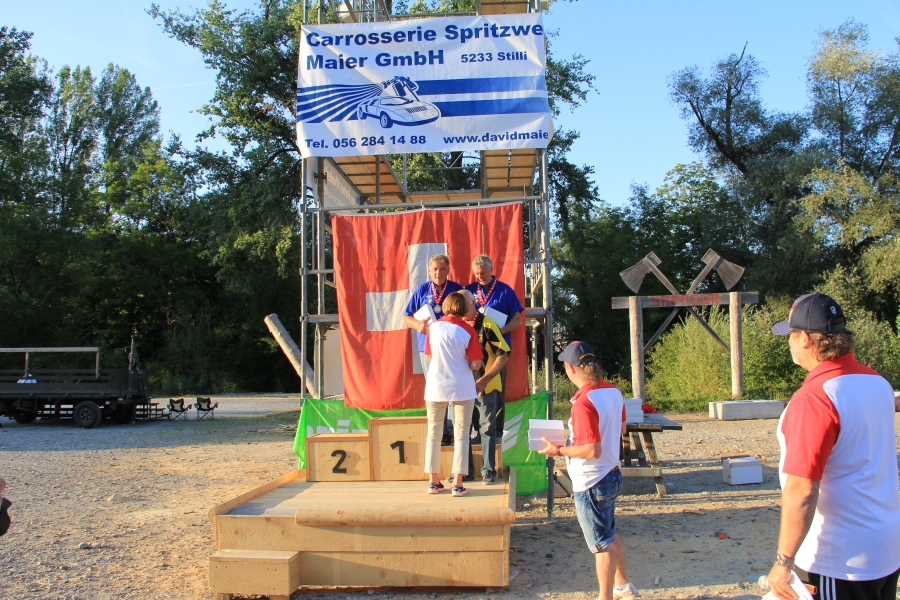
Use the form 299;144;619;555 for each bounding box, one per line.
612;583;640;600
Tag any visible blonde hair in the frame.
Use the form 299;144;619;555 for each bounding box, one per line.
571;361;604;386
808;330;855;361
442;292;468;317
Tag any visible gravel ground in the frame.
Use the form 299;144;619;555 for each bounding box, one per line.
1;402;897;600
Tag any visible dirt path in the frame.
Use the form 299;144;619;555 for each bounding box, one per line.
1;402;897;600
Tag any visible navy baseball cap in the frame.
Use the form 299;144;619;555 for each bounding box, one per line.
771;293;846;335
558;341;597;367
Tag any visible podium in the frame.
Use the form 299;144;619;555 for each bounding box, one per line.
207;417;516;599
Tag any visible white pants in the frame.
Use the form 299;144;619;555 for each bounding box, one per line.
425;400;474;476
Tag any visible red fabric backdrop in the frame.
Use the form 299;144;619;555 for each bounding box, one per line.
332;203;526;410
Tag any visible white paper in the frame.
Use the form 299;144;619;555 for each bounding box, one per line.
528;419;565;450
479;305;507;328
413;303;437;325
761;572;814;600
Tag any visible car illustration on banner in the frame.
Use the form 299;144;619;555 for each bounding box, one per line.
357;76;440;129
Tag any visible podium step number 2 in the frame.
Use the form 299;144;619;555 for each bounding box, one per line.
306;433;371;481
305;417;429;482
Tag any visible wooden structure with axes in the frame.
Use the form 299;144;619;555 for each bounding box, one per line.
612;249;758;400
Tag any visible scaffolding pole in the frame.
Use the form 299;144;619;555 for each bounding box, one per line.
316;157;326;398
300;158;309;401
540;148;556;521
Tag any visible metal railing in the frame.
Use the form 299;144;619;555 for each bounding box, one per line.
0;348;100;378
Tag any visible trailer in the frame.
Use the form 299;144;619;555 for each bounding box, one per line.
0;346;163;428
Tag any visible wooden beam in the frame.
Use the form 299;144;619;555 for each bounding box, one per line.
730;291;744;399
216;518;507;552
209;549;300;597
264;314;317;397
619;466;663;478
0;347;99;352
612;292;759;310
629;296;644;400
295;504;515;526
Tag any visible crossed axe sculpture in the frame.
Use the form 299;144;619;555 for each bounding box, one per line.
619;249;745;353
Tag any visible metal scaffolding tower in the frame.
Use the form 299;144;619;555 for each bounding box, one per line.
298;0;558;518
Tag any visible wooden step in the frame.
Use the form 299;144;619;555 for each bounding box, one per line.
209;549;299;599
369;417;428;481
307;433;371;481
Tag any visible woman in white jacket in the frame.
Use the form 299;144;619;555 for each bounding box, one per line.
422;292;483;497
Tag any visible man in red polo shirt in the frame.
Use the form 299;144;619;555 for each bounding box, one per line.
767;293;900;600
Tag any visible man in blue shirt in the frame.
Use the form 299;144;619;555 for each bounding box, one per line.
402;253;463;376
464;255;524;348
465;254;524;440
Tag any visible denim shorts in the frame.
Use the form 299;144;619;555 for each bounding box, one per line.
573;468;622;553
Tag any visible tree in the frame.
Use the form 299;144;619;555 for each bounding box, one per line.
807;21;900;179
663;21;900;387
669;41;833;298
0;27;51;152
551;161;753;375
669;45;806;177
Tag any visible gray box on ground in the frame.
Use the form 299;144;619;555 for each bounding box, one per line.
708;400;787;421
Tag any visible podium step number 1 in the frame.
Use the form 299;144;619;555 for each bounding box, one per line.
305;417;429;482
370;417;428;480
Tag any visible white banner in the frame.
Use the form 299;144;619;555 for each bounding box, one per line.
296;13;552;157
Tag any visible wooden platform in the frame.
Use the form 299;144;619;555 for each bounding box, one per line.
208;467;516;597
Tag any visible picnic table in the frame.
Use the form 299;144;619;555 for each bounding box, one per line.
620;413;683;496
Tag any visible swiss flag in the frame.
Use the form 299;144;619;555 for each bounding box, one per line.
332;203;526;410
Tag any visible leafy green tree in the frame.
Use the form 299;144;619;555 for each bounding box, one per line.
669;45;807;177
669;40;831;298
0;33;230;386
807;21;900;179
0;27;51;154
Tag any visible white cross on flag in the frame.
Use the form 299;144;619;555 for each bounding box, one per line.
365;242;446;375
332;204;526;410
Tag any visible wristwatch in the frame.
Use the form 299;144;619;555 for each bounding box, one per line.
774;553;795;568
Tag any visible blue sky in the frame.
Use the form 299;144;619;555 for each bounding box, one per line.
5;0;900;205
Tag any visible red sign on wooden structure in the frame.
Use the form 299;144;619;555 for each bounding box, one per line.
611;292;758;310
650;294;720;307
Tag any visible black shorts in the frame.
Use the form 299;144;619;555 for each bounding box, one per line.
805;568;900;600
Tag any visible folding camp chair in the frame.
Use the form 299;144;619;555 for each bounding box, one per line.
195;397;218;420
167;398;190;421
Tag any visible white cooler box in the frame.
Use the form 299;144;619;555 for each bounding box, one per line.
528;419;566;451
722;456;764;485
